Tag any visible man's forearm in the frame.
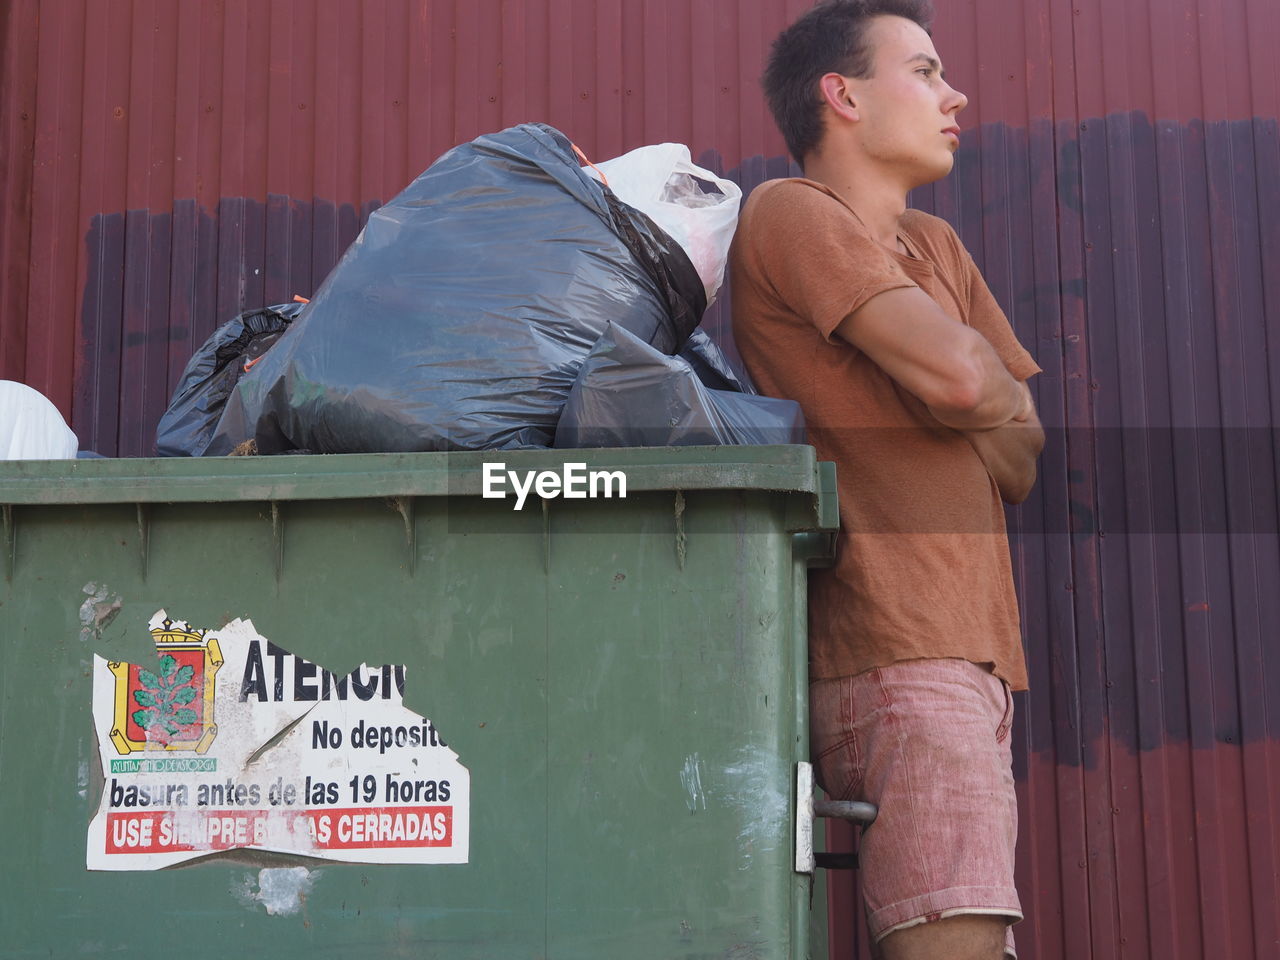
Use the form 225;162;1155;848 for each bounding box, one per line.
836;288;1031;432
923;331;1032;431
963;382;1044;503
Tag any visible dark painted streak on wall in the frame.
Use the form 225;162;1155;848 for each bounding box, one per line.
77;197;375;456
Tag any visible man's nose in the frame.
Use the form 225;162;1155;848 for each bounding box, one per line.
945;83;968;115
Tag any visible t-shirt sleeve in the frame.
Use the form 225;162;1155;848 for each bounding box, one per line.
746;182;918;343
954;236;1042;382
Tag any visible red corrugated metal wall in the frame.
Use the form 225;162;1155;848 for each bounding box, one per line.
2;2;1277;958
0;0;811;450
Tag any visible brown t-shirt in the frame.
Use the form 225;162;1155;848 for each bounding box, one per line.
730;178;1041;691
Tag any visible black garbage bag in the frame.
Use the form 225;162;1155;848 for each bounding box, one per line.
678;329;753;394
208;123;706;455
554;324;805;448
156;302;304;456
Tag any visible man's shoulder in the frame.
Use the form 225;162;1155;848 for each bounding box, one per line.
743;178;850;222
737;179;871;263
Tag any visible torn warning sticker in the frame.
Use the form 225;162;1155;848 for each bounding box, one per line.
86;612;469;870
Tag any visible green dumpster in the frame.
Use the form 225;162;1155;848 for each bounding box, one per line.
0;446;837;959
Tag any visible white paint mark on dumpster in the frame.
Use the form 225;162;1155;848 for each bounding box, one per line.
251;866;315;916
232;873;259;911
721;747;788;871
85;611;471;870
680;754;707;812
79;582;122;643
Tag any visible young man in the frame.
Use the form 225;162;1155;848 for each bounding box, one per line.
730;3;1044;959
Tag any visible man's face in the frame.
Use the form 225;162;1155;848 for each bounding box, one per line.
845;16;968;188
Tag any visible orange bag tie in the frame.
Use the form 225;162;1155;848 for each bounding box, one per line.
571;143;608;188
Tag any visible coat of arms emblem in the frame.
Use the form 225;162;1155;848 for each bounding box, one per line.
108;618;222;754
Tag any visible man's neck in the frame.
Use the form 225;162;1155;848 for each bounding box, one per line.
802;153;910;252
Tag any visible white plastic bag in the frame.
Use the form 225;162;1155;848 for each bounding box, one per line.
591;143;742;307
0;380;79;459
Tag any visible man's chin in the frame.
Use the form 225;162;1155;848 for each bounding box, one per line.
912;155;956;188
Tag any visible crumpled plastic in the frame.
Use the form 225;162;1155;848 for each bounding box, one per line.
155;302;304;456
0;380;79;459
677;329;752;394
208;123;707;455
590;143;742;306
554;324;805;448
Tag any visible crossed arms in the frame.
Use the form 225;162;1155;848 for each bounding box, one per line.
834;286;1045;504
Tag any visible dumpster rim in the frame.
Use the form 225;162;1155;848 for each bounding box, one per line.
0;445;833;514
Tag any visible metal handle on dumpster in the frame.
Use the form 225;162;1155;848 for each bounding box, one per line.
795;761;878;874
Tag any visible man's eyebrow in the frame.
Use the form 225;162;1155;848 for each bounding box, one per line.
907;53;944;77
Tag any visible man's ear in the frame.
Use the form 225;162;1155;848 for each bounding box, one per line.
819;73;859;122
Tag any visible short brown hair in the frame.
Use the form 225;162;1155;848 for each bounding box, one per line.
763;0;934;166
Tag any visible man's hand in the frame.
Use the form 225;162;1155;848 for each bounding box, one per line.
963;380;1044;503
835;287;1027;430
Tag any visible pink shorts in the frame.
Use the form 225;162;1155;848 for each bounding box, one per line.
811;658;1022;956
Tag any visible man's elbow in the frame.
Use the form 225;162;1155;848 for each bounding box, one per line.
921;352;994;425
1000;466;1037;505
999;434;1044;504
929;376;985;419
